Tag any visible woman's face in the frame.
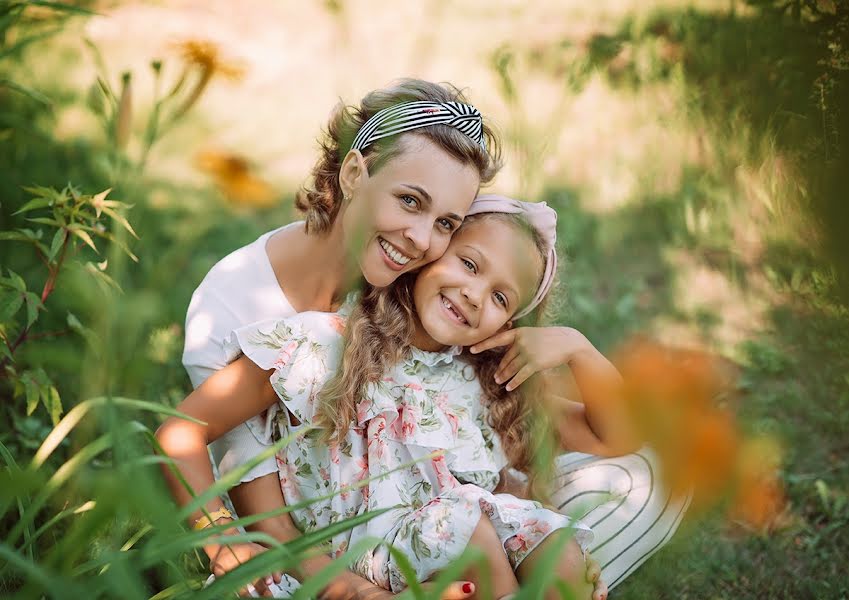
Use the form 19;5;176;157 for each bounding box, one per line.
413;218;543;347
340;135;481;288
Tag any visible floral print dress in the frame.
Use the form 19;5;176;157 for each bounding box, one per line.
224;304;592;593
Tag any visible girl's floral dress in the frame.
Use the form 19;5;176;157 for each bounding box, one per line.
224;304;592;592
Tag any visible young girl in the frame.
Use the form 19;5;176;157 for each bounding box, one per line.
159;196;619;599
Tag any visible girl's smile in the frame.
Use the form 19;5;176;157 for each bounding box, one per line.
412;217;544;349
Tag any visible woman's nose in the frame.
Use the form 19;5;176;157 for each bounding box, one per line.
403;219;432;254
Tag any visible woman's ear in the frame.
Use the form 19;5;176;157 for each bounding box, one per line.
339;149;367;200
499;320;514;333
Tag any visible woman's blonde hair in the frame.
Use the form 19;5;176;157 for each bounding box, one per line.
295;79;502;234
315;212;556;477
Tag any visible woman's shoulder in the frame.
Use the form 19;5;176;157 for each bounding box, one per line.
199;222;300;290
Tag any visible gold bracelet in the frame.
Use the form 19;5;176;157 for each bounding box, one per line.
193;507;233;530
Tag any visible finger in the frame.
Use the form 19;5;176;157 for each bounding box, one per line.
495;355;523;385
505;364;535;391
421;581;475;600
470;330;516;354
253;577;269;597
585;558;601;583
272;571;283;584
592;580;608;600
495;346;520;380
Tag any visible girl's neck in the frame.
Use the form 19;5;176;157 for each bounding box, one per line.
410;315;450;353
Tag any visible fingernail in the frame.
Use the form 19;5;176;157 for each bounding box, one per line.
265;576;273;586
462;583;474;594
470;347;477;354
494;375;501;383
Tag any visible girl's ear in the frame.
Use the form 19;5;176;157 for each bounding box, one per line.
339;149;367;200
500;320;514;332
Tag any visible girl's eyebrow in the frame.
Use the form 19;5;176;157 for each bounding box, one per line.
401;184;462;222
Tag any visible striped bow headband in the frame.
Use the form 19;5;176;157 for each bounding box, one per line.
351;101;486;152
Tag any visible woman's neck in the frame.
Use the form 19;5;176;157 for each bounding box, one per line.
267;221;362;312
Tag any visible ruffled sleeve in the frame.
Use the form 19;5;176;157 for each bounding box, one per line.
223;311;347;443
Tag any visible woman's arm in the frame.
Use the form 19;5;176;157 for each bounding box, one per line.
156;356;285;594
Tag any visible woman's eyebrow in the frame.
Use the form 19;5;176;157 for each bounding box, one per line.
401;184;462;222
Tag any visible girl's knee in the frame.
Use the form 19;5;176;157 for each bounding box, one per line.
470;513;502;548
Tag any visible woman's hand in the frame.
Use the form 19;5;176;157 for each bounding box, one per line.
470;327;589;391
207;536;283;598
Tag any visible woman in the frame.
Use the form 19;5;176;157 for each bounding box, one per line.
183;78;500;599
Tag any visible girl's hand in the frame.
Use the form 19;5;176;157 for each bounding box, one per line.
470;327;589;391
208;539;283;597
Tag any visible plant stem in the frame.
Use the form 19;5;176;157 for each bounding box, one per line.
0;232;72;367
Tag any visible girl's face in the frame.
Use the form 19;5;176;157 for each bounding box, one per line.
413;218;543;348
341;136;481;289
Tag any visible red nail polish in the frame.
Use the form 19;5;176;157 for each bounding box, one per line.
462;583;474;594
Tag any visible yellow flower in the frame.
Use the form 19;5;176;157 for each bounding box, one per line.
175;39;245;82
169;39;246;121
194;150;275;208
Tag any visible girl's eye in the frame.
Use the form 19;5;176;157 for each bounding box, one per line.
461;258;476;273
400;195;419;209
494;292;508;308
437;218;455;232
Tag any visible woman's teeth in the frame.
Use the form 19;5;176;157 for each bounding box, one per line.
379;238;411;266
441;295;467;324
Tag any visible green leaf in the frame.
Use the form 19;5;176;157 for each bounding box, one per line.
26;217;62;227
49;228;66;261
0;290;23;321
23;292;41;328
43;386;62;426
23;375;40;416
13;196;52;215
0;78;51;106
67;312;99;348
69;227;98;253
100;206;139;239
84;262;123;293
101;233;138;262
7;270;26;291
27;0;99;16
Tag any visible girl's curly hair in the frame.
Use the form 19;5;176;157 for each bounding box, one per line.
315;212;558;482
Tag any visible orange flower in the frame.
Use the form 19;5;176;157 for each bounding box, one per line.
731;437;786;530
194;150;275;208
617;340;738;508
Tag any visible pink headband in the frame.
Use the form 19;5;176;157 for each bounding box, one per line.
466;194;558;320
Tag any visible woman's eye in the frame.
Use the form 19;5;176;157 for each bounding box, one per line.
461;258;476;273
494;292;508;308
437;218;455;232
400;195;419;209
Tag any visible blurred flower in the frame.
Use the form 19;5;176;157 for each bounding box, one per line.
616;339;785;524
194;150;275;208
169;39;246;121
731;436;786;531
147;324;182;365
115;72;133;150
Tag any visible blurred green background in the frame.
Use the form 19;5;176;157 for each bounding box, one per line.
1;0;848;598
